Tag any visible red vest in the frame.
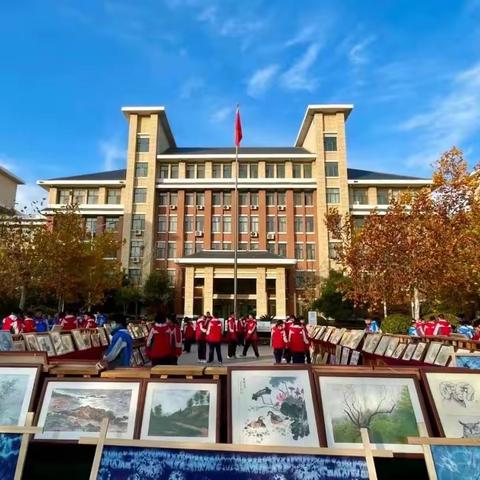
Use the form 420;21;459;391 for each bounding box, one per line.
172;325;183;357
288;324;309;353
206;318;223;343
183;323;195;340
284;320;293;334
236;319;245;333
271;326;286;349
227;317;237;341
245;319;258;341
147;324;173;359
195;318;207;341
2;315;15;331
415;321;425;336
61;315;77;330
424;321;436;336
12;319;24;334
85;319;97;329
23;318;36;333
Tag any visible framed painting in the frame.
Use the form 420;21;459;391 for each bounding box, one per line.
23;333;39;352
430;445;480;480
50;332;66;355
139;346;149;364
391;343;407;360
97;328;109;347
12;340;26;351
434;345;454;367
0;331;14;351
346;330;365;350
384;337;401;358
362;334;381;354
0;433;21;478
453;352;480;369
340;347;350;365
36;334;56;357
141;325;149;337
316;372;432;454
402;343;417;361
422;369;480;438
322;327;335;343
423;341;443;364
411;342;427;362
140;379;220;443
330;328;346;345
82;332;92;348
228;367;321;447
335;345;342;365
314;325;326;340
373;335;391;356
349;350;361;366
61;334;75;354
339;331;352;347
91;334;101;348
34;378;142;441
0;365;41;426
71;330;87;351
132;349;143;367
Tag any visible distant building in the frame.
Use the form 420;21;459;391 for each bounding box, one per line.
38;104;431;318
0;165;24;210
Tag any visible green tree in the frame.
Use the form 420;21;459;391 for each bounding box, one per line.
114;286;143;315
143;270;171;312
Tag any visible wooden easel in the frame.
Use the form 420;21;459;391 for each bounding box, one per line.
0;412;42;480
408;435;480;480
80;422;391;480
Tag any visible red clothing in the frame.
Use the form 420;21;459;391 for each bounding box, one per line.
11;319;24;334
235;318;244;334
424;320;436;336
434;320;452;336
271;326;287;349
195;317;207;341
2;315;16;331
23;317;36;333
172;324;183;357
227;316;237;342
245;318;258;341
147;323;173;360
415;321;425;336
61;315;77;330
288;324;309;353
183;322;195;341
206;318;223;343
84;319;97;329
284;320;293;335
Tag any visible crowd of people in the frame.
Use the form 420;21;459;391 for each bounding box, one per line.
407;313;480;339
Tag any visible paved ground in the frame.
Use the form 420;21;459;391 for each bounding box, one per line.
177;343;274;366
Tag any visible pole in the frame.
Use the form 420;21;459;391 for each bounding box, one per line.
233;144;239;319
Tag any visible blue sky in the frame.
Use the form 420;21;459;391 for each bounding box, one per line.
2;0;480;206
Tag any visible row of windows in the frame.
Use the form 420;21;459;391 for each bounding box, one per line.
57;188;122;205
351;188;404;205
84;217;120;236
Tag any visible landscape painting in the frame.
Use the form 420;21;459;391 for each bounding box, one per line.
230;368;319;447
98;445;368;480
424;372;480;438
318;375;427;453
35;380;141;440
431;445;480;480
141;381;218;442
0;332;13;352
0;433;21;480
0;366;39;427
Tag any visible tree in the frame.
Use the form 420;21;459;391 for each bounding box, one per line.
143;270;172;313
114;286;143;315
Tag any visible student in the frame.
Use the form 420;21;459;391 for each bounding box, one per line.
434;313;452;336
195;315;208;363
242;315;259;358
206;315;223;364
2;311;19;332
95;310;107;327
100;313;132;369
271;320;287;364
283;315;294;363
415;316;426;336
424;315;437;336
288;318;309;364
147;314;174;366
168;318;183;365
407;319;418;336
226;313;237;359
23;312;36;333
60;311;77;330
236;316;245;346
83;313;98;329
364;317;380;333
11;313;24;334
182;317;195;353
300;317;312;364
472;319;480;341
457;318;474;339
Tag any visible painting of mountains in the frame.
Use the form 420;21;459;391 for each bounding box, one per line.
35;380;141;440
141;381;219;443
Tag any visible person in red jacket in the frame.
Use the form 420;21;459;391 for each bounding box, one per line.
271;320;287;364
283;315;294;363
60;311;78;330
147;314;174;366
415;316;426;336
473;319;480;341
23;312;36;333
236;316;245;346
182;317;195;353
434;313;452;336
2;311;19;332
11;314;24;334
424;315;437;336
241;315;260;358
168;318;183;365
84;313;98;329
206;315;223;364
300;317;312;364
195;315;208;363
227;313;237;359
288;318;310;364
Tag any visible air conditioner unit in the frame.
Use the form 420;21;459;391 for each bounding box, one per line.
251;232;259;238
250;205;259;210
278;205;286;211
195;231;204;237
170;205;177;210
197;205;205;210
267;233;275;240
223;205;231;210
131;257;141;264
135;230;144;236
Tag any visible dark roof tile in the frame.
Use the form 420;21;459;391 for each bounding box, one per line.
347;168;428;181
162;147;312;155
48;169;127;181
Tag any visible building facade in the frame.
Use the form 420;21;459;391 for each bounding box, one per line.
38;104;431;318
0;165;24;210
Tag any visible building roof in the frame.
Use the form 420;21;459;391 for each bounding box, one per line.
44;169;127;182
0;165;24;185
177;250;297;266
347;168;428;181
162;147;312;155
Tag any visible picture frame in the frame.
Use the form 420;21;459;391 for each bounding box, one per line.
384;337;401;358
335;345;342;365
411;342;427;362
50;331;67;356
433;345;454;367
97;328;109;347
391;343;407;359
36;334;56;357
362;334;382;354
329;328;346;345
322;326;335;343
82;331;92;348
61;333;75;354
349;350;361;366
71;330;87;351
12;340;26;352
91;334;101;348
0;331;14;351
340;347;350;365
34;378;143;441
402;343;417;361
339;331;351;347
373;335;391;356
430;445;480;480
228;366;321;447
423;341;443;364
139;379;220;443
314;325;326;340
23;333;40;352
453;351;480;369
132;349;143;367
315;371;432;454
346;330;365;350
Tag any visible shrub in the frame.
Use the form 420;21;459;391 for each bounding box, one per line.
382;313;412;334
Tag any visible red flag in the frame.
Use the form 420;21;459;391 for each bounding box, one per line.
234;106;242;146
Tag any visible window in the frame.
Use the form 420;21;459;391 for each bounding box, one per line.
293;164;302;178
105;217;119;232
185;193;194;205
222;242;231;250
277;192;286;206
295;244;304;259
326;188;340;204
132;214;145;231
85;218;97;237
305;191;314;206
239;192;248;206
277;164;285;178
324;134;337;152
306;244;315;260
353;217;365;229
58;189;71;204
295;271;304;289
130;240;143;258
294;217;303;232
158;192;168;206
239;216;248;233
73;189;86;204
212;216;221;233
184;242;193;256
223;192;231;205
186;164;195;179
239;242;248;251
278;243;287;257
196;192;205;206
352;188;368;205
250;192;258;206
266;164;275;178
250;242;259;250
212;164;222;178
184;215;194;232
328;242;338;259
158;164;169;179
170;192;177;206
239;164;248;178
266;192;275;206
134;188;147;203
136;136;149;152
195;242;203;252
278;216;287;233
250;164;258;178
305;216;314;233
267;216;275;232
294;192;303;206
377;188;389;205
211;241;221;250
157;215;167;232
195;216;204;231
267;242;275;254
107;189;121;205
128;269;142;285
212;164;230;179
325;162;338;177
86;189;98;204
170;164;178;179
239;164;257;178
197;164;205;179
303;163;312;178
251;216;259;233
156;241;166;259
167;242;176;258
168;216;177;233
223;163;232;178
135;162;148;177
212;192;221;206
223;216;231;233
167;270;176;285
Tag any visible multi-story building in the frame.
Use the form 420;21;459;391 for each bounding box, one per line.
0;165;24;210
38;104;430;318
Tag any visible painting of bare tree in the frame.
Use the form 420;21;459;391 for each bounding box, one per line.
318;375;427;453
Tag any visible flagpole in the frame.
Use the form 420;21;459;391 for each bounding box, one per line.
233;143;239;320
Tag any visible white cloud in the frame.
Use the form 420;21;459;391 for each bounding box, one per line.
99;139;125;171
219;18;264;37
197;5;217;25
399;62;480;167
285;25;316;47
180;77;205;99
280;43;320;91
247;64;279;97
211;106;234;123
348;35;375;66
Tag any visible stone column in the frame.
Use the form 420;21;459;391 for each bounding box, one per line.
275;267;286;318
256;267;267;316
203;266;214;314
183;266;194;316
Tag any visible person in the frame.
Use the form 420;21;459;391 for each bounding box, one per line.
146;313;174;366
300;317;312;364
271;320;287;364
100;313;132;369
2;311;19;332
424;315;437;336
11;313;24;334
364;317;380;333
60;311;77;330
95;310;107;327
206;315;223;364
407;319;418;336
236;316;245;346
226;313;237;359
168;317;183;365
434;313;452;336
242;314;259;358
283;315;294;363
195;315;208;363
415;316;426;336
288;317;310;364
182;317;195;353
23;312;36;333
34;311;49;332
472;319;480;341
83;313;98;329
457;318;474;339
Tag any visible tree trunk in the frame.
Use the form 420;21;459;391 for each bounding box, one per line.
383;300;388;318
58;296;64;313
19;286;26;311
413;288;420;320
